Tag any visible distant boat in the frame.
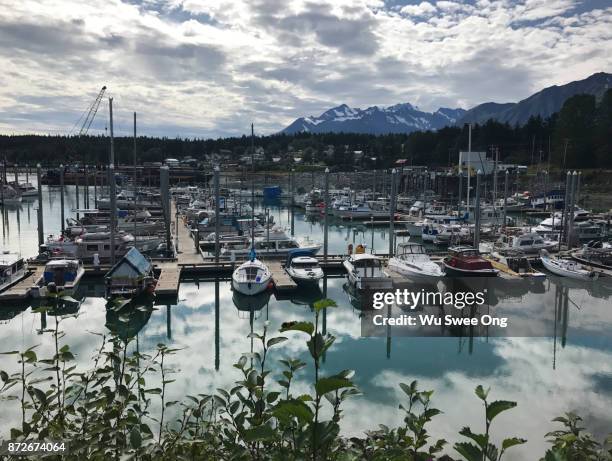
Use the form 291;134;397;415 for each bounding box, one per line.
0;184;22;205
343;252;392;291
31;259;85;298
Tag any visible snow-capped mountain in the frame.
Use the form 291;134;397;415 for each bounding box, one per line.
282;103;466;134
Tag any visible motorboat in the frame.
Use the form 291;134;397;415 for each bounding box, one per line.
540;249;600;281
421;223;439;243
571;241;612;270
75;232;135;261
443;247;499;277
493;232;557;254
232;258;272;295
0;251;28;292
343;252;392;291
386;242;443;282
285;249;323;285
13;182;38;197
31;259;85;297
433;224;471;246
222;234;321;258
334;202;389;220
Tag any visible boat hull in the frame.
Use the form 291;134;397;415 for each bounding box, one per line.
442;263;498;277
232;277;271;295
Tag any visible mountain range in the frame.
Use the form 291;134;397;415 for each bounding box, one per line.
281;72;612;134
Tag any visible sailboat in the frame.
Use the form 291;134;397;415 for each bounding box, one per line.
231;123;272;296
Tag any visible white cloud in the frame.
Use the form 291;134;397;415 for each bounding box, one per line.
0;0;610;136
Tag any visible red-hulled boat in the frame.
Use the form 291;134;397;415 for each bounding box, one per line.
443;247;499;277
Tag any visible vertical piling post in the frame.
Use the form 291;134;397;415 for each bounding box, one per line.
575;171;581;207
94;167;98;209
109;164;116;265
84;165;89;209
36;164;44;247
14;164;18;184
458;170;463;213
290;169;295;237
75;168;80;220
388;168;397;257
214;165;220;263
26;164;29;184
160;166;172;257
503;170;509;230
60;164;65;233
543;170;549;211
559;171;571;251
473;169;482;249
566;171;578;248
324;167;329;266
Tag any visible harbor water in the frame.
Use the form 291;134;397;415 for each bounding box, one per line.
0;183;611;459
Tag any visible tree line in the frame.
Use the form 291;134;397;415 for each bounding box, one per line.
1;90;610;170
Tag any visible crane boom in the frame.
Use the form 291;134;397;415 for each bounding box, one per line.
78;85;107;136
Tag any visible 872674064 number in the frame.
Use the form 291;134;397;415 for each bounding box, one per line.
0;441;70;456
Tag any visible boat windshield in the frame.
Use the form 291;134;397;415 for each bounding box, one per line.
354;259;381;269
292;262;317;269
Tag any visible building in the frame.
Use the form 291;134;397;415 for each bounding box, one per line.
458;151;494;174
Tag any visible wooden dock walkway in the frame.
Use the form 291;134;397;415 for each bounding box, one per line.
155;262;182;296
0;266;44;301
267;261;297;291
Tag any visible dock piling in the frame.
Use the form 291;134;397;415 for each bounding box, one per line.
160;165;172;257
473;169;482;249
214;165;220;263
389;168;397;257
60;164;65;233
324;167;329;264
503;170;509;230
36;164;43;246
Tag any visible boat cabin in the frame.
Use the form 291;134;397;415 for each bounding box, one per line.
105;247;155;297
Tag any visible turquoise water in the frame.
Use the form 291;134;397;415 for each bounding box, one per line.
0;181;611;459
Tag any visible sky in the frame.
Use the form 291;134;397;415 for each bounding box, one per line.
0;0;610;138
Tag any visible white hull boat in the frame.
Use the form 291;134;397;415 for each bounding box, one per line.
540;250;599;281
285;250;323;285
232;258;272;295
386;243;443;283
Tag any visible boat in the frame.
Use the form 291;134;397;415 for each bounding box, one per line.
493;232;557;254
386;242;443;283
334;202;389;220
485;251;545;278
343;252;392;291
75;232;135;261
0;251;28;293
571;241;612;270
442;247;499;277
222;232;321;258
104;247;157;298
433;224;471;246
232;257;272;295
0;184;22;205
13;182;38;198
540;249;600;281
285;249;323;285
31;259;85;298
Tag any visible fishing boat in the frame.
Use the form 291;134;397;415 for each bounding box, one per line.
386;242;443;283
285;249;323;285
343;252;392;291
104;247;157;298
0;251;28;292
540;249;600;281
442;247;499;277
31;259;85;298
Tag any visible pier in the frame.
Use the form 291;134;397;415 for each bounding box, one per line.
267;261;297;291
0;266;44;301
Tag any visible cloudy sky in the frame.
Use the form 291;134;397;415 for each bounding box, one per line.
0;0;611;138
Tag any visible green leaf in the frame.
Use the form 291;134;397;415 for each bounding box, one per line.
273;399;313;424
399;382;416;397
129;426;142;449
266;392;281;404
486;400;517;422
501;437;527;450
459;426;488;449
313;298;337;312
23;350;37;363
475;385;489;401
0;371;8;382
266;337;288;348
280;321;314;336
243;424;276;442
315;377;353;396
454;441;483;461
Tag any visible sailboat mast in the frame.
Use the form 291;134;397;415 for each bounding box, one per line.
251;123;255;258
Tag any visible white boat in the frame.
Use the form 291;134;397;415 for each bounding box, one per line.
493;232;557;254
334;202;389;220
343;252;392;291
433;224;471;246
386;242;443;282
222;233;321;258
232;258;272;295
421;223;439;243
0;185;22;205
14;182;38;197
32;259;85;298
285;249;323;285
540;249;599;281
0;251;28;292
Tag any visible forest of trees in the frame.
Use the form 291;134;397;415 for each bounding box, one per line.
0;90;610;170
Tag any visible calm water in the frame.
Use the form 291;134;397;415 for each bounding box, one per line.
0;179;611;459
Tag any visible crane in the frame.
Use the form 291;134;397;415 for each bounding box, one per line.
76;85;107;136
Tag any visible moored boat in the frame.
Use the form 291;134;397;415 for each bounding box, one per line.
232;258;272;295
285;249;323;285
540;249;600;281
31;259;85;298
386;242;443;283
443;247;499;277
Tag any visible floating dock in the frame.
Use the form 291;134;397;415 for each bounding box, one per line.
0;266;44;301
155;263;182;296
267;261;297;291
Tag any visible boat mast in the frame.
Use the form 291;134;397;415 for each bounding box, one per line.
251;123;255;260
133;112;138;239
